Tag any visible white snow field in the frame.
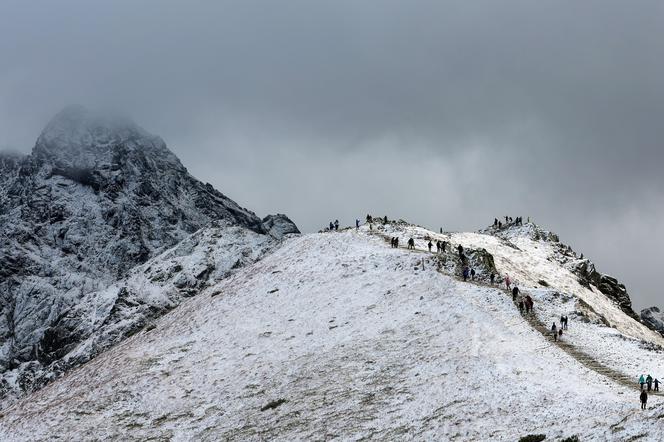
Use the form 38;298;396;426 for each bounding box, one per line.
1;225;664;441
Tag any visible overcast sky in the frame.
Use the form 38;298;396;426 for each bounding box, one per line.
1;0;663;311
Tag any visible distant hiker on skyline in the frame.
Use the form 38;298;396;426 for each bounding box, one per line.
498;221;502;229
334;220;339;231
640;390;648;409
329;221;334;231
408;238;415;250
551;322;558;342
639;374;646;390
383;215;388;223
366;214;372;223
494;218;498;227
356;219;360;229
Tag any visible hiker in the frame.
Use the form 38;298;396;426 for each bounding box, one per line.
428;241;433;252
440;227;443;234
654;378;660;392
525;295;533;313
505;275;511;290
551;322;558;342
558;328;563;339
494;218;498;227
383;216;388;224
490;273;495;285
329;221;334;231
395;237;399;248
639;374;646;391
518;299;524;313
441;241;447;252
470;268;476;281
408;238;415;250
640;390;648;410
512;285;519;301
457;244;464;258
334;220;339;231
564;316;568;330
462;266;469;282
356;219;360;229
647;374;653;392
498;221;502;229
390;237;396;248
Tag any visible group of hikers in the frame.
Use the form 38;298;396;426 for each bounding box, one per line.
327;220;340;231
550;316;569;342
639;374;660;409
493;216;527;229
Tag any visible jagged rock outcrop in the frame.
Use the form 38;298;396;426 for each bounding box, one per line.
485;222;639;320
0;106;298;406
262;213;300;239
641;307;664;337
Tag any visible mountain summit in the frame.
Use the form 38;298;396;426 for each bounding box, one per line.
0;107;298;404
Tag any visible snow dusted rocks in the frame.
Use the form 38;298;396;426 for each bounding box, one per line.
262;213;300;239
641;307;664;337
0;107;297;407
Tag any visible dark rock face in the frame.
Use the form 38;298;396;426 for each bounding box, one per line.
262;214;300;239
641;307;664;337
569;260;638;320
0;106;297;405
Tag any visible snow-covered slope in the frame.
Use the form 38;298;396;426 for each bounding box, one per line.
1;226;663;441
0;106;298;406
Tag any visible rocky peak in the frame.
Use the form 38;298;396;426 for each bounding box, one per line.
0;107;298;401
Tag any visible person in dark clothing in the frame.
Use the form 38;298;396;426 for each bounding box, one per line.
551;323;558;342
490;273;495;285
512;286;519;301
494;218;498;227
646;375;653;392
563;316;568;330
383;216;388;223
334;220;339;231
457;244;464;258
462;266;469;282
391;237;396;248
395;237;399;248
408;238;415;250
440;227;443;234
366;214;372;223
498;221;502;229
356;219;360;229
441;241;447;252
470;268;476;280
435;241;440;253
640;390;648;409
518;299;524;313
654;378;660;392
329;221;334;231
428;241;433;252
525;295;533;313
